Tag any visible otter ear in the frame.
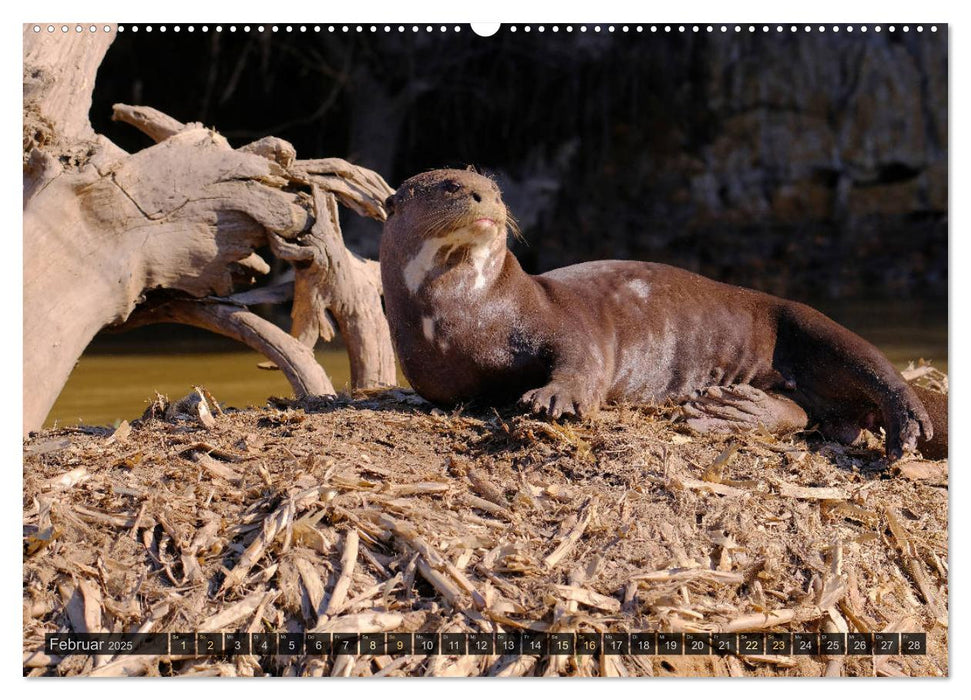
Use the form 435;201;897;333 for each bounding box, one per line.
384;195;395;217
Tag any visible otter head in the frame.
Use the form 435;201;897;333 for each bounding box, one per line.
382;169;511;295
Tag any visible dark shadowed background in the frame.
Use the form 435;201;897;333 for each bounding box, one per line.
50;25;949;426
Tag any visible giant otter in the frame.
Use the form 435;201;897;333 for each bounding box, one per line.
379;169;944;461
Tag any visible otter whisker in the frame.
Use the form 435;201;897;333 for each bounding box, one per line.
506;213;525;243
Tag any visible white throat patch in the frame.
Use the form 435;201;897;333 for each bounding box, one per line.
402;227;497;294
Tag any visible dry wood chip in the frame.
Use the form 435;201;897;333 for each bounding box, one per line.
312;611;403;634
544;499;593;569
468;468;507;506
294;557;326;618
775;482;849;500
633;568;745;585
386;482;450;497
552;584;621;612
895;459;948;483
674;477;748;497
106;420;131;444
323;528;360;616
45;467;89;492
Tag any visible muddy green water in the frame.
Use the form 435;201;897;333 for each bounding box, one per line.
46;300;946;428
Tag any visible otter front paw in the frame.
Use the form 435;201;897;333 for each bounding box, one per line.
519;380;600;419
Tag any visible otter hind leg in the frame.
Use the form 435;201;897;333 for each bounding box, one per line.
682;384;809;435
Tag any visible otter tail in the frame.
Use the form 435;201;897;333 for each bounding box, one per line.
775;301;935;460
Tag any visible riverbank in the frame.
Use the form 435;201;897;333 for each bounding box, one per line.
24;389;948;677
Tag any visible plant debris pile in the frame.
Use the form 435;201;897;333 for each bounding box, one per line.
23;384;948;677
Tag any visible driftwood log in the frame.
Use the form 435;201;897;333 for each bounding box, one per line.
23;27;396;434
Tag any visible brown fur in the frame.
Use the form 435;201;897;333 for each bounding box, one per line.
380;169;942;461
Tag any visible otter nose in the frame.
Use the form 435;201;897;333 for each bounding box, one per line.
471;191;482;203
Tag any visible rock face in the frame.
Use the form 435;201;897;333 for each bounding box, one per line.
521;30;948;299
698;32;946;223
92;27;947;299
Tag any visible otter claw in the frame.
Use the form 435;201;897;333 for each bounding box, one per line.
520;383;595;420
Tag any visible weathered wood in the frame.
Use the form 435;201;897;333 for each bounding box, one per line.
270;186;396;389
23;34;397;433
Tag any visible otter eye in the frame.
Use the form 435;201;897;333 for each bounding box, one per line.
384;195;395;217
443;181;461;193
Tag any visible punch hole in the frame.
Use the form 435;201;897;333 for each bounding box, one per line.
32;25;39;32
